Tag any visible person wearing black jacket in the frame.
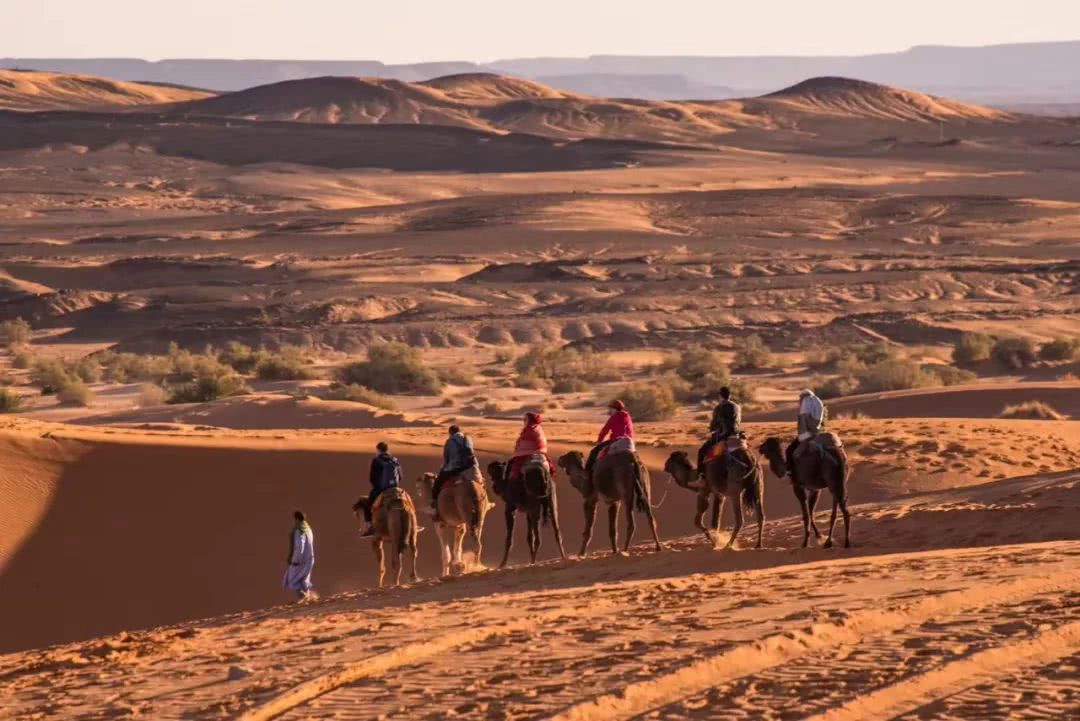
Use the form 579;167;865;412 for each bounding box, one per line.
696;386;742;476
360;441;402;537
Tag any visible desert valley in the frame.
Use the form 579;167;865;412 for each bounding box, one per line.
1;52;1079;721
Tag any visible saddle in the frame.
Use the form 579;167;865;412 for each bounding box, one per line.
706;436;750;465
795;433;844;464
441;464;481;495
604;437;636;457
373;487;412;515
524;453;551;473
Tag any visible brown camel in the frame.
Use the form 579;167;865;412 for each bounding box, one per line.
416;470;493;576
487;459;566;568
351;488;420;587
557;450;663;557
664;447;765;550
758;435;852;549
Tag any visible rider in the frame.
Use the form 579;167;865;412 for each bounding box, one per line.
360;441;402;537
430;424;477;520
696;386;742;476
508;412;549;482
787;388;827;483
586;399;634;475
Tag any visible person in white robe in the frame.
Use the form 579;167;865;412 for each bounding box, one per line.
283;510;315;601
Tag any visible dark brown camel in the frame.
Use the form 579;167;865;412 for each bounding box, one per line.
758;435;852;549
664;448;765;549
487;459;566;568
557;450;663;557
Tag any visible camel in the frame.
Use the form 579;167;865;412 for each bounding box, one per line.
487;458;566;568
664;446;765;550
415;469;493;576
351;487;420;587
758;435;852;549
558;450;663;557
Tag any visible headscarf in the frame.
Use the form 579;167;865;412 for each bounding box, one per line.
608;399;626;412
524;412;542;427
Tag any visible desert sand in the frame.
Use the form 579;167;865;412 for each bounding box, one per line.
0;69;1078;719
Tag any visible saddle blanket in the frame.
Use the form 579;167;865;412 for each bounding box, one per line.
373;487;412;515
605;437;636;456
706;437;748;464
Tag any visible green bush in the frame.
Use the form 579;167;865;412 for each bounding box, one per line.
137;383;167;407
73;358;102;384
513;346;615;390
991;337;1038;370
953;332;994;365
924;365;978;386
808;342;898;373
674;346;730;399
0;318;31;348
0;388;24;413
328;383;398;410
817;375;860;400
437;365;476;386
98;351;172;383
732;335;773;370
552;377;590;394
493;348;514;364
168;371;250;404
31;359;73;393
855;359;939;394
11;347;34;369
336;342;442;395
218;341;267;375
254;346;316;381
620;382;679;421
1039;338;1080;362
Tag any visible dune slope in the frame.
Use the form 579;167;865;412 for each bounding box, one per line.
0;69;212;111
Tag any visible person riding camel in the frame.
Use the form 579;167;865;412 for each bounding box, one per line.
508;412;551;482
586;399;634;475
360;441;402;537
697;386;742;476
787;388;827;483
429;424;477;521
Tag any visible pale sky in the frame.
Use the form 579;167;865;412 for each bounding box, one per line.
6;1;1080;62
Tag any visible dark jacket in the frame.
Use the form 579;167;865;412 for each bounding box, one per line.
442;432;476;472
709;399;742;438
369;452;402;493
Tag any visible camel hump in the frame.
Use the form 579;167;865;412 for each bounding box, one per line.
813;432;843;449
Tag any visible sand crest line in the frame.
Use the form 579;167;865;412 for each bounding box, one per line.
801;619;1080;721
547;569;1080;721
235;599;619;721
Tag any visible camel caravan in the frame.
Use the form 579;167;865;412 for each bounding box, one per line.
351;388;850;587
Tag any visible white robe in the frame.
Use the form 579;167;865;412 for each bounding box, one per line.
282;525;314;594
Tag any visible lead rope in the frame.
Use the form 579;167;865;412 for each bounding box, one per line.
649;473;675;509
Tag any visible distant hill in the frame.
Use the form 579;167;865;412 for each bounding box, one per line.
6;41;1078;101
0;69;212;111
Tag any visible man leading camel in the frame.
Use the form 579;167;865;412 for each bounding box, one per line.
787;388;828;483
696;386;742;476
585;399;634;476
360;441;403;537
429;424;477;521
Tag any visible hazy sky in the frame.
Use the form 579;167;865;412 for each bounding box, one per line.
7;1;1080;62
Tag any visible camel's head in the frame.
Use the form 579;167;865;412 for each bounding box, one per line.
351;497;369;517
557;451;585;475
757;437;789;479
664;451;694;482
415;473;436;497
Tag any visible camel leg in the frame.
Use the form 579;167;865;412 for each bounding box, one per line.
579;498;598;557
469;520;483;570
408;526;420;583
711;494;722;532
623;496;637;554
436;525;451;577
453;524;467;574
693;490;710;539
711;496;727;550
392;545;403;586
824;496;840;549
840;494;852;548
373;539;385;589
795;486;812;548
608;502;620;555
548;486;567;560
528;507;542;563
808;489;823;539
725;493;745;549
755;478;766;550
499;507;515;569
640;488;663;552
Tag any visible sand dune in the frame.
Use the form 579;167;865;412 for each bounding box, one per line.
0;69;212;111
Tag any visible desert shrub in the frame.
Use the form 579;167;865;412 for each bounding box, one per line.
437;365;476;386
136;383;167;407
952;332;994;365
0;388;24;413
254;346;316;381
732;335;773;370
513;346;614;390
328;383;398;410
56;379;93;407
552;377;590;394
479;367;504;378
1039;337;1080;362
0;318;31;348
923;364;977;386
619;382;679;421
674;346;730;398
0;371;14;386
493;348;514;364
98;351;172;383
815;375;859;399
73;358;102;384
167;371;250;404
31;359;74;393
336;342;442;395
855;359;939;394
513;372;546;390
218;341;267;375
998;400;1066;420
991;337;1038;370
11;347;34;369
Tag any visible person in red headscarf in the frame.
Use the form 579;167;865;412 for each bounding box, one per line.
586;399;634;474
508;411;552;481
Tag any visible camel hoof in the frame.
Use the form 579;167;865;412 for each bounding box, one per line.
845;541;853;549
654;543;664;552
823;539;834;549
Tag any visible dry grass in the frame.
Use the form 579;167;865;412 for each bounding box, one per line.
998;400;1067;420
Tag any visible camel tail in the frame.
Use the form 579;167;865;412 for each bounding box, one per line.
741;466;762;513
633;458;650;513
466;478;482;531
389;508;408;557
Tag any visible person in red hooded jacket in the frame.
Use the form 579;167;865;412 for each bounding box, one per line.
585;399;634;474
507;411;552;482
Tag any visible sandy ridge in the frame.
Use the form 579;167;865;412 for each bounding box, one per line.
802;619;1080;721
548;567;1080;721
